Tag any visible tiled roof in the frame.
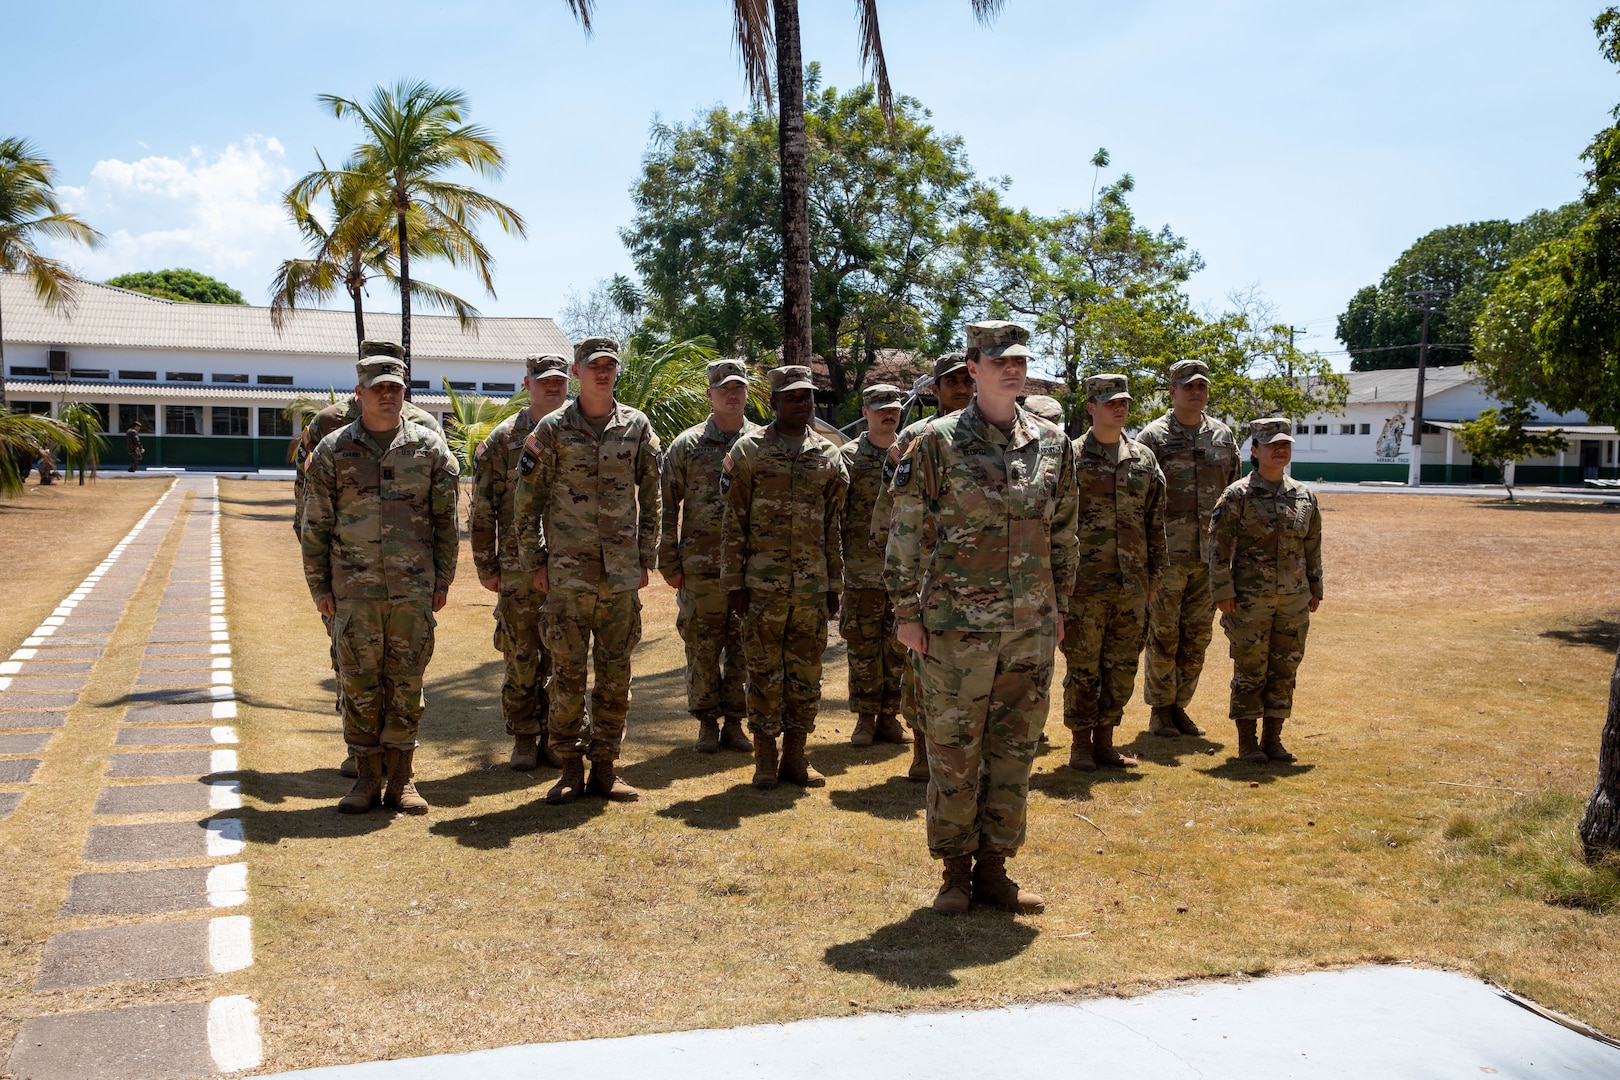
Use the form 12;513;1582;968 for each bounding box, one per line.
1329;367;1476;405
0;274;570;361
4;377;454;407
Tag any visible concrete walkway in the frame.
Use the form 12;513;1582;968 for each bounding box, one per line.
1310;480;1620;504
265;966;1618;1079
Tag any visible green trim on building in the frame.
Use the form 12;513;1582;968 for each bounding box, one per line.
102;436;296;470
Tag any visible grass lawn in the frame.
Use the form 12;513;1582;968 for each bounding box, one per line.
205;483;1620;1070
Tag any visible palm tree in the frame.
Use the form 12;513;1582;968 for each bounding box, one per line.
271;155;483;358
561;1;1006;367
57;401;107;485
440;378;525;476
613;337;769;444
318;81;527;388
0;411;81;499
0;138;103;410
280;389;342;463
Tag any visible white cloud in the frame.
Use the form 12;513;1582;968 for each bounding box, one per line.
50;136;298;301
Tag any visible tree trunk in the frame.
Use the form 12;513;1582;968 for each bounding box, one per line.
349;284;367;361
1578;645;1620;861
396;194;413;397
0;284;9;412
773;0;812;369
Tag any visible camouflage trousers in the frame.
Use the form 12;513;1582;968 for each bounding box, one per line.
917;624;1056;860
332;599;436;754
1221;592;1312;720
840;588;905;716
742;593;829;738
540;582;642;761
1061;586;1149;730
675;585;746;722
494;578;551;737
1144;561;1215;709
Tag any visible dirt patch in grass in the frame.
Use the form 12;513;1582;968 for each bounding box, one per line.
215;485;1620;1070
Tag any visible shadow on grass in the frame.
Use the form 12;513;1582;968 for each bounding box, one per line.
232;802;393;841
812;740;909;780
1480;500;1620;515
1542;617;1620;652
656;782;810;830
430;797;608;849
1199;760;1316;784
829;774;924;821
618;744;753;792
1029;763;1145;800
822;907;1040;988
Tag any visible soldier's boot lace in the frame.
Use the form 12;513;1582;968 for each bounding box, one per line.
586;759;640;801
972;853;1045;914
1235;719;1269;764
1171;705;1206;737
720;717;753;753
693;718;721;754
874;714;912;744
382;747;430;815
1067;730;1097;772
850;714;877;747
777;731;826;787
751;733;779;790
1261;718;1297;764
932;855;974;915
338;752;359;779
907;732;930;782
509;734;540;771
1148;706;1181;738
336;751;383;814
1093;724;1138;769
547;755;586;804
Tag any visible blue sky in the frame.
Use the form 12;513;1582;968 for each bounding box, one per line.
6;0;1615;369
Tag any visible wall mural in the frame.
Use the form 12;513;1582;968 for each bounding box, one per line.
1375;411;1407;461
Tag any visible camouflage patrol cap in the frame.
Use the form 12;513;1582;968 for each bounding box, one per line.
573;336;619;366
1022;395;1065;424
862;383;904;409
707;358;749;388
1250;417;1295;445
964;320;1032;359
931;352;968;381
525;353;570;379
1086;373;1131;404
356;354;406;388
1167;359;1211;386
767;365;815;394
359;340;405;362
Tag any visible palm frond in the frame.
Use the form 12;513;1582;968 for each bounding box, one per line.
440;379;525;474
562;0;596;34
0;411;83;498
612;338;768;445
970;0;1007;24
732;0;776;105
854;0;894;124
58;400;107;484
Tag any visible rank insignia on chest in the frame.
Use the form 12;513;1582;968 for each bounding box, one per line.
382;467;395;481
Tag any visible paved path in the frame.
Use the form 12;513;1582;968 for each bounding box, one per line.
1310;481;1620;504
4;476;261;1078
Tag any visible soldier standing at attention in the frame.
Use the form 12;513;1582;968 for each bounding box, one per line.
660;359;760;755
470;353;571;772
301;352;460;815
871;353;977;782
515;336;661;805
1210;418;1323;764
125;421;144;473
887;321;1079;916
722;365;848;790
839;383;910;748
1136;359;1240;738
1061;374;1167;772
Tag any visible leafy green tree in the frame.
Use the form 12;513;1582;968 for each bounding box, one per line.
105;268;244;305
1453;402;1568;498
0;412;81;498
57;400;108;485
0;137;103;410
320;80;527;386
559;274;647;351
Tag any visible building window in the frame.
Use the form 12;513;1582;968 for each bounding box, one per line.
409;379;429;390
71;369;110;379
119;370;157;381
482;382;515;393
1360;423;1371;435
82;403;111;431
1339;424;1356;435
258;408;294;437
1313;424;1328;435
212;373;249;384
446;380;476;391
16;401;51;415
212;407;250;436
1295;423;1309;435
166;372;203;382
10;366;48;377
118;404;156;433
1422;423;1443;435
165;405;203;434
257;375;293;385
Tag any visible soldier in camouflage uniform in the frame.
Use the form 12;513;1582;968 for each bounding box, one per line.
1136;359;1241;738
515;336;661;805
471;353;571;772
839;383;910;749
1211;418;1323;765
661;359;759;755
1061;374;1167;771
722;365;848;790
887;321;1079;916
301;353;460;815
1021;395;1066;428
871;352;977;781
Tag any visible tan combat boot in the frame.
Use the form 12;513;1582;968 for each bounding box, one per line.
972;853;1045;914
693;718;721;754
539;738;565;770
1235;719;1269;763
907;735;930;782
1172;705;1205;737
777;730;826;787
337;751;383;814
1147;706;1180;738
509;734;540;772
850;714;877;747
932;855;974;915
547;754;586;804
1067;729;1097;772
874;714;912;744
720;717;752;752
587;759;640;801
338;751;359;779
1093;724;1138;769
383;747;430;815
1261;718;1297;763
752;733;779;790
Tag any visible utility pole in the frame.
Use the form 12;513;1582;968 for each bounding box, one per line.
1405;289;1446;487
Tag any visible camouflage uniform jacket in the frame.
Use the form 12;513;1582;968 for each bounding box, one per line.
659;416;761;587
469;407;539;581
870;412;952;554
294;397;442;536
513;399;662;592
301;419;460;605
1208;471;1324;604
839;432;894;590
1072;430;1168;598
884;401;1080;632
720;423;848;597
1136;412;1240;565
